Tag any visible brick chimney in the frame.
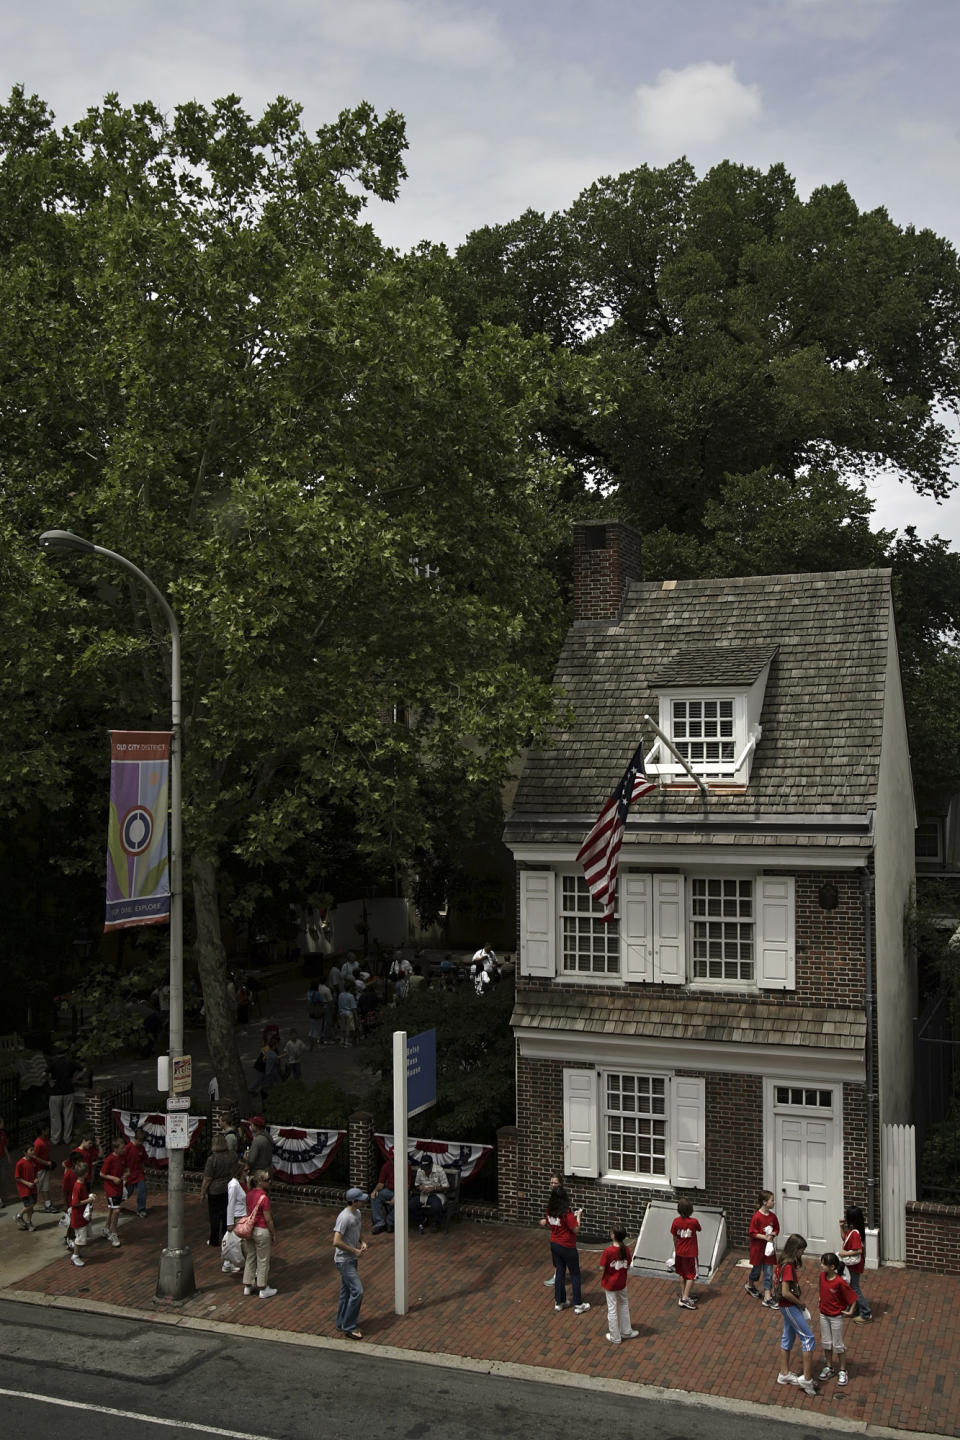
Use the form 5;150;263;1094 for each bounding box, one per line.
572;520;642;622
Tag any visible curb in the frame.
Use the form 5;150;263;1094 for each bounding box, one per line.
1;1286;951;1440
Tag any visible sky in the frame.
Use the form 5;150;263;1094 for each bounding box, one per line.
2;0;959;547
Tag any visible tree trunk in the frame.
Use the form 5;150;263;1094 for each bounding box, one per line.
191;853;247;1104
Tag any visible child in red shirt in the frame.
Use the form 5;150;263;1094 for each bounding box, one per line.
838;1205;873;1322
60;1158;77;1227
818;1252;858;1386
67;1161;94;1267
745;1188;780;1306
70;1137;101;1185
123;1128;148;1217
100;1136;127;1247
599;1224;638;1343
32;1127;54;1211
15;1146;39;1230
670;1198;701;1310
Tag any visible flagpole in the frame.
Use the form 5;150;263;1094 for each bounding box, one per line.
643;714;709;796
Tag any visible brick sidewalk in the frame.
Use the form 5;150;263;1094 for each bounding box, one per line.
7;1198;958;1436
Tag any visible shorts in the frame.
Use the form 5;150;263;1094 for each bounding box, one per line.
106;1194;123;1210
819;1314;846;1352
674;1255;697;1280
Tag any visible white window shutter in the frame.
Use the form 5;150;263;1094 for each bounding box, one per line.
671;1075;705;1188
652;874;686;983
756;876;795;990
563;1068;599;1177
620;871;653;981
519;869;556;978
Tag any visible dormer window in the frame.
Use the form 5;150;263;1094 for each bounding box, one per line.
646;645;778;787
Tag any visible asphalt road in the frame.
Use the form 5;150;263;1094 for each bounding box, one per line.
0;1297;883;1440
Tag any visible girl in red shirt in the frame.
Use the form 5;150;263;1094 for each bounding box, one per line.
539;1181;590;1314
745;1189;780;1306
838;1204;873;1322
775;1233;818;1396
818;1252;858;1386
599;1225;637;1343
67;1161;94;1267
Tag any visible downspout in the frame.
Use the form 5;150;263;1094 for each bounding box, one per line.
861;871;878;1229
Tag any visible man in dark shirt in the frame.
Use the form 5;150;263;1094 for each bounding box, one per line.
47;1051;83;1146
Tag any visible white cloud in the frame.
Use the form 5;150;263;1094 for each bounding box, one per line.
635;61;762;150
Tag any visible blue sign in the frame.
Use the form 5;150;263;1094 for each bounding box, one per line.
407;1028;436;1119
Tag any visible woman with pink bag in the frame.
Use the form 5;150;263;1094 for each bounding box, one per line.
239;1170;277;1299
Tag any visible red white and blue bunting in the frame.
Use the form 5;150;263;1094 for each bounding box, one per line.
375;1132;492;1184
241;1120;344;1183
113;1110;205;1168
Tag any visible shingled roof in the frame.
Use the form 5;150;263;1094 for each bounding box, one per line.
505;569;893;847
512;987;867;1050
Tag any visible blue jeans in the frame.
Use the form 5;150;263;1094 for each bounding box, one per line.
335;1258;364;1333
125;1179;147;1214
780;1303;816;1353
371;1187;395;1231
551;1241;582;1306
749;1261;773;1290
847;1267;872;1318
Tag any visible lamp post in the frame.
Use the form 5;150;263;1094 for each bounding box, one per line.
39;529;195;1301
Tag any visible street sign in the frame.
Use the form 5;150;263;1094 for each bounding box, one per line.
406;1028;436;1119
166;1094;190;1111
165;1112;190;1149
172;1055;192;1094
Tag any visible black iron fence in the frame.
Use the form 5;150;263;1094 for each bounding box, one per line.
915;992;960;1203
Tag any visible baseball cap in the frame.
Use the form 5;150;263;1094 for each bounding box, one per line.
345;1187;369;1203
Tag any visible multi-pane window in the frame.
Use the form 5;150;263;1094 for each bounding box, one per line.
776;1087;833;1109
691;877;754;982
561;874;619;975
672;698;735;771
605;1073;667;1176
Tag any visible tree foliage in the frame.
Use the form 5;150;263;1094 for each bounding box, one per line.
0;88;569;1087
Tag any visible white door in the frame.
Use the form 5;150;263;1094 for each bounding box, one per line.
774;1088;842;1253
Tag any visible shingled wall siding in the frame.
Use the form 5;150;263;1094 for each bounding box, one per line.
795;871;865;1007
515;1056;768;1245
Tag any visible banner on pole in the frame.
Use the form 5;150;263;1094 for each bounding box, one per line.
105;730;172;932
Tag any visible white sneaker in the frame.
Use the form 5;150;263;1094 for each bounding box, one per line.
108;1233;121;1247
605;1332;621;1343
259;1286;277;1299
797;1378;818;1397
622;1328;639;1338
221;1262;241;1274
777;1372;800;1386
70;1254;85;1267
573;1302;591;1314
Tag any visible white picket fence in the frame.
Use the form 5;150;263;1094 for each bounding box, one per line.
881;1122;916;1263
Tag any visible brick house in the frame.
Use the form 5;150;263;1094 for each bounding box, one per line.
503;521;916;1250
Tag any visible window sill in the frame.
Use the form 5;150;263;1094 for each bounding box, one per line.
599;1172;672;1191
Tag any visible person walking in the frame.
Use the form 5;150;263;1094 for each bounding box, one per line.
99;1136;126;1247
201;1133;234;1248
599;1224;638;1343
66;1161;94;1267
818;1251;858;1387
540;1180;590;1315
14;1145;39;1230
775;1233;818;1397
671;1198;701;1310
838;1205;873;1323
333;1187;369;1339
122;1127;148;1217
222;1160;249;1275
241;1170;277;1299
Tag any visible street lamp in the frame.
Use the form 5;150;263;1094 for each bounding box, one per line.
39;529;195;1301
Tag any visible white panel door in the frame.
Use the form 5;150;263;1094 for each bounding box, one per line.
776;1111;838;1253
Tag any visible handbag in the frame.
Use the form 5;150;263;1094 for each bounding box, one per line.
233;1196;263;1240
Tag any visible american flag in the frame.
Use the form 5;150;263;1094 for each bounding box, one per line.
576;742;655;922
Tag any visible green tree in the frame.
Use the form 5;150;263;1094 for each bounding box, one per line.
0;89;568;1095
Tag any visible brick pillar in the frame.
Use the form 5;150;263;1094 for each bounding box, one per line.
497;1124;519;1223
348;1110;377;1192
86;1091;113;1154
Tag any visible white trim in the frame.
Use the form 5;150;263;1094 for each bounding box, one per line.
517;1028;866;1084
511;843;871;869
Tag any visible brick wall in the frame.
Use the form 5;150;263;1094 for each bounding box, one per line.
906;1200;960;1273
842;1082;869;1219
572;521;642;622
795;871;865;1007
704;1071;764;1245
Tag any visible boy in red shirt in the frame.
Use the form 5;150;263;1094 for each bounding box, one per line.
70;1136;101;1186
32;1126;54;1212
670;1197;701;1310
15;1146;39;1230
100;1136;127;1247
59;1156;78;1229
122;1128;148;1217
67;1161;94;1267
